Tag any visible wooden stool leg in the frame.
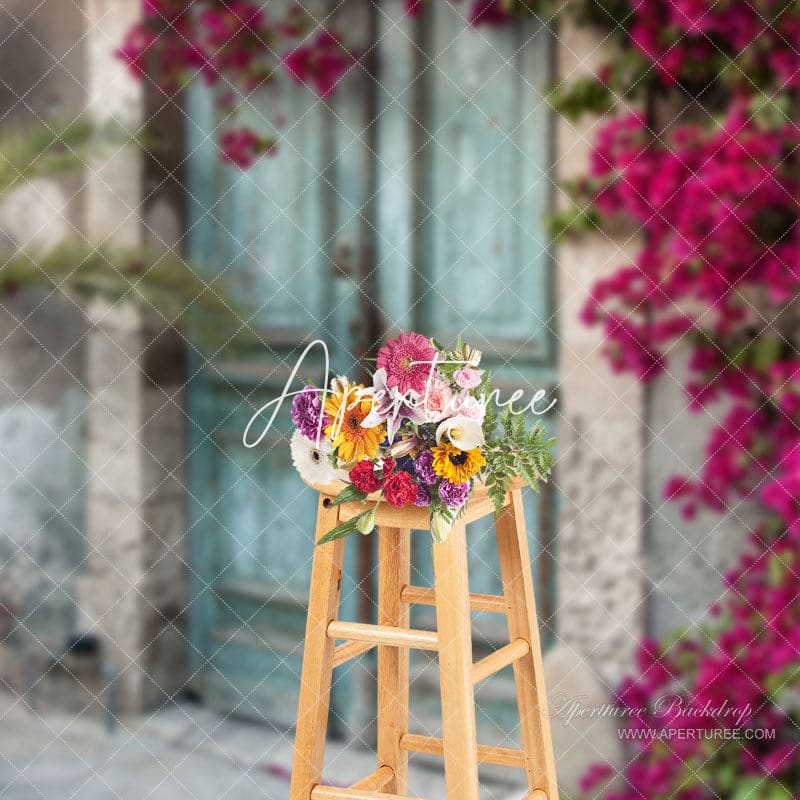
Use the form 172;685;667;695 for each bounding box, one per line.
377;527;411;793
495;489;559;800
431;519;480;800
290;497;346;800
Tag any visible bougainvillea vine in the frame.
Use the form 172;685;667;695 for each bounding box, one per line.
552;0;800;796
118;0;534;166
118;1;357;166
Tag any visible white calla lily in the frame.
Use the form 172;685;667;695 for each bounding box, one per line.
435;416;485;450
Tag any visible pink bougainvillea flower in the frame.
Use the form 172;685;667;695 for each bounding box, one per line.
283;30;354;97
761;742;798;776
117;17;205;93
469;0;511;26
198;2;267;87
143;0;191;20
219;127;276;168
579;763;615;793
376;332;437;395
117;23;157;80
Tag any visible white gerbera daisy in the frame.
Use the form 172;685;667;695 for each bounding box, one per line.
290;429;338;484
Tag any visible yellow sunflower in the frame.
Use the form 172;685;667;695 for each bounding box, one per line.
324;382;385;463
431;442;486;484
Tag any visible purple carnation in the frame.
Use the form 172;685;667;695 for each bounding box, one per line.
292;385;327;441
414;450;437;485
438;479;469;508
414;484;432;507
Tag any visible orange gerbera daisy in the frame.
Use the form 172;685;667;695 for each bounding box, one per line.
324;382;385;463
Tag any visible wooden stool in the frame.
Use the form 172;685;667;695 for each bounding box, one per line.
289;479;558;800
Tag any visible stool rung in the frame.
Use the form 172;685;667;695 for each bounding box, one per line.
400;585;509;614
526;792;549;800
327;620;438;651
472;638;530;684
350;765;394;790
332;640;375;668
311;787;425;800
399;733;527;769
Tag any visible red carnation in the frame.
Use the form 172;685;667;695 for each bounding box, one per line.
383;471;417;509
381;458;396;476
349;460;382;493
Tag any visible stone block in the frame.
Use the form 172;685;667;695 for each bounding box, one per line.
0;180;70;252
545;644;625;799
78;302;189;713
646;347;752;635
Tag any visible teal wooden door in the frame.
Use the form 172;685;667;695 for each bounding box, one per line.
185;0;556;737
184;0;373;731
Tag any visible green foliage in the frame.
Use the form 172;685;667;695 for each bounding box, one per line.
329;484;369;506
481;391;500;440
430;504;458;543
0;119;253;348
546;202;602;239
568;0;636;32
551;74;615;120
549;46;651;122
544;174;608;239
0;243;247;348
730;777;793;800
0;119;119;196
435;334;483;381
317;507;375;544
483;409;555;515
315;488;376;544
750;92;794;130
695;330;792;376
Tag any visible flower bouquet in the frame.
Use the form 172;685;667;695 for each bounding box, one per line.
289;332;555;543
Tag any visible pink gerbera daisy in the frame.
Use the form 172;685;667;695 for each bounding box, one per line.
377;332;437;395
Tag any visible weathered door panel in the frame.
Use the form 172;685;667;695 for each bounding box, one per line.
184;1;372;727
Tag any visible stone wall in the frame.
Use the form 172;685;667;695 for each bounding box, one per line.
76;301;187;712
553;21;647;687
0;0;92;663
646;352;753;635
551;14;747;687
0;0;188;714
0;289;89;657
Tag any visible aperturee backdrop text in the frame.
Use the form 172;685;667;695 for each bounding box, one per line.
288;332;555;543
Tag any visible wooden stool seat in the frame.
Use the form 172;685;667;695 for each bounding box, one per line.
290;479;559;800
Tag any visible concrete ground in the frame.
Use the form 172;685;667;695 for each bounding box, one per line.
0;692;528;800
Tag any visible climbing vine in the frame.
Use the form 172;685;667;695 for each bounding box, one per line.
118;0;544;166
553;0;800;531
0;119;246;345
551;0;800;797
